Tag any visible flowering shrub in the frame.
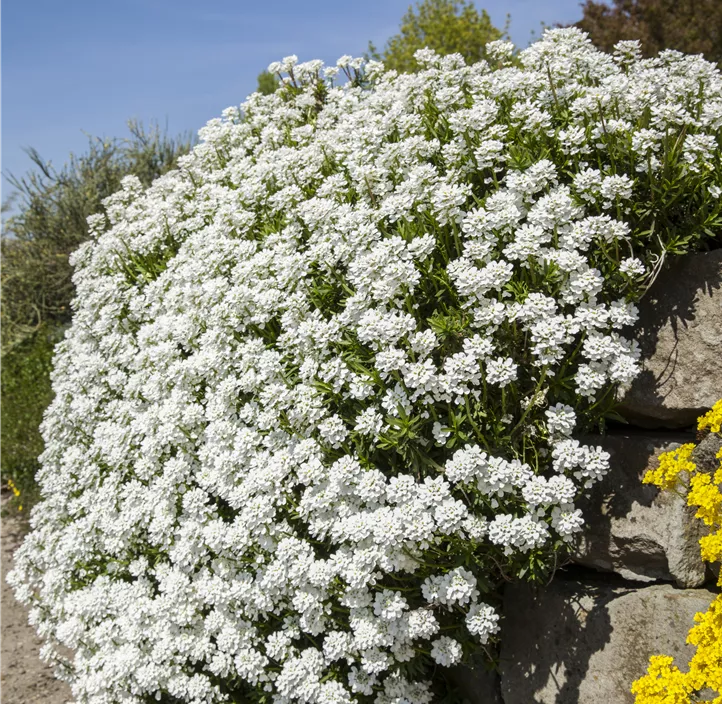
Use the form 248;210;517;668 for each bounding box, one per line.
9;29;722;704
631;401;722;704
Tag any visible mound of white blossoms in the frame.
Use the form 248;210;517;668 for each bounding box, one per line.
10;28;722;704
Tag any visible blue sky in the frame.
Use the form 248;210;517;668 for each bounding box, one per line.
2;0;585;193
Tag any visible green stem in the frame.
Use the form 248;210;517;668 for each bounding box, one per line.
509;368;548;439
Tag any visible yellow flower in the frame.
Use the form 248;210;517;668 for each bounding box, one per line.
687;597;722;693
698;400;722;434
7;478;21;498
687;473;722;526
6;479;23;512
631;655;696;704
643;444;696;491
699;532;722;565
632;404;722;703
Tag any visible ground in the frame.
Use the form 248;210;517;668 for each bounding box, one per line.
1;492;73;703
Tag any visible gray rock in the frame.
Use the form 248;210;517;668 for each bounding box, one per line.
573;433;707;587
618;249;722;429
691;432;722;474
499;578;716;704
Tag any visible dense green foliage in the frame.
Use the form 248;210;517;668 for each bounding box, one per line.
576;0;722;64
257;70;280;95
368;0;505;73
1;325;59;509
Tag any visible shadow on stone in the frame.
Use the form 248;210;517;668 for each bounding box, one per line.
499;570;619;704
499;571;716;704
619;250;722;428
572;432;706;587
443;652;503;704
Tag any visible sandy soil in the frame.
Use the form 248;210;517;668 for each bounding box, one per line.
1;493;73;703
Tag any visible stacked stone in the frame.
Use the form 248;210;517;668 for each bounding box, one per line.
457;250;722;704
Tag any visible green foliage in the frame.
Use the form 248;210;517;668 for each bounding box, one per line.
369;0;506;73
576;0;722;64
1;325;60;509
257;70;280;95
1;120;194;353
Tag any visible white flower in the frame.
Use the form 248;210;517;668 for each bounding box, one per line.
443;567;479;606
317;681;354;704
354;408;384;437
545;403;576;437
465;603;500;643
485;39;515;62
619;257;646;277
487;514;550;554
373;590;408;621
485;357;518;387
444;445;487;484
432;421;451;445
318;415;349;449
430;636;463;667
348;667;377;695
552;438;586;472
551;507;585;538
406;609;440;640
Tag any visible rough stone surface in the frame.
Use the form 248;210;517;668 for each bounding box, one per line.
618;249;722;429
499;577;716;704
573;433;707;587
692;432;722;474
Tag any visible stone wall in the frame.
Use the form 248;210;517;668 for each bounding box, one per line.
459;249;722;704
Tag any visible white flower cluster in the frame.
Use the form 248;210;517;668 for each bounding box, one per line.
9;28;722;704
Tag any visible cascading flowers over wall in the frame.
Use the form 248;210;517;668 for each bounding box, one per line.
9;28;722;704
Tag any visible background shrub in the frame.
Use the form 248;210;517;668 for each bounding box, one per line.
366;0;506;72
576;0;722;64
2;120;194;352
0;325;59;509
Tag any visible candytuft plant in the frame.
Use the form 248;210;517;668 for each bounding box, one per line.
9;29;722;704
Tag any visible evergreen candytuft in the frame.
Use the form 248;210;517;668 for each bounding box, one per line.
9;29;722;704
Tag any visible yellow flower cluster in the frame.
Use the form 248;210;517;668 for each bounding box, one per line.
632;406;722;704
642;443;696;492
6;478;22;512
686;595;722;696
631;656;698;703
698;399;722;435
689;463;722;533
